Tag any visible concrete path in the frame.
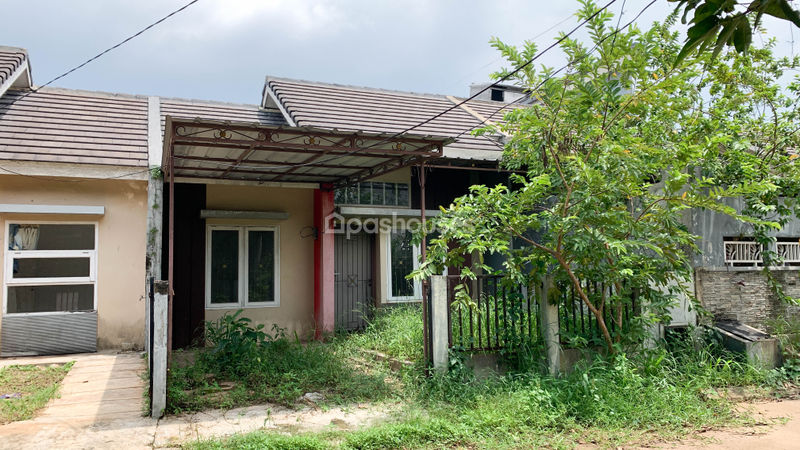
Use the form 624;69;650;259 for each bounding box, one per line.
0;352;156;449
0;351;392;449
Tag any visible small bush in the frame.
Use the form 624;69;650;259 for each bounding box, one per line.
167;311;392;413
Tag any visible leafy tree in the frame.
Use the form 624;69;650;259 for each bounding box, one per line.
671;0;800;61
414;0;800;353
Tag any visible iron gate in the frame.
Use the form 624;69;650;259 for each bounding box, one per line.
334;232;374;330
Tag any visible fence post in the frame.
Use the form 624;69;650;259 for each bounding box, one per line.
430;275;449;372
538;276;561;376
151;280;169;418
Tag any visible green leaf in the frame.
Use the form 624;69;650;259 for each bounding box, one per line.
764;0;800;28
732;18;752;53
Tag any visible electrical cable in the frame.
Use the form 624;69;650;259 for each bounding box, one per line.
449;0;655;150
0;0;202;181
172;0;623;175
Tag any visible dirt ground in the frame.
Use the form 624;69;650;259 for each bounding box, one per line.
660;398;800;449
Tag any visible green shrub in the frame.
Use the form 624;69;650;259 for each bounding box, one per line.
167;311;392;413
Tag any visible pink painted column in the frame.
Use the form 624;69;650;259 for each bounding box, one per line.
313;187;335;339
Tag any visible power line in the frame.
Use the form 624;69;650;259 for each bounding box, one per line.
450;0;656;149
0;0;202;181
15;0;202;102
191;0;622;175
453;11;580;87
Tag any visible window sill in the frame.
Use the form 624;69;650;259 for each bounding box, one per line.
205;303;281;310
385;298;422;304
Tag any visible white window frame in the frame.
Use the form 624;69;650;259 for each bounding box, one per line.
205;225;280;309
3;220;98;316
385;228;421;302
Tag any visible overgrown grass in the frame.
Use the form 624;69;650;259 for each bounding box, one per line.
180;308;777;449
337;304;423;362
167;312;395;413
0;362;73;424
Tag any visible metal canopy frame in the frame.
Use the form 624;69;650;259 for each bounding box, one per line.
162;117;450;188
162;116;451;354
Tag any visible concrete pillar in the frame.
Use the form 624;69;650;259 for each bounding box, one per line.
430;275;449;372
314;188;335;338
151;280;169;418
538;276;561;376
145;95;162;355
144;175;163;355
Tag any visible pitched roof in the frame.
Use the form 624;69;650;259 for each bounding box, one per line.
0;86;286;169
263;77;521;161
159;97;286;134
0;46;31;95
0;88;149;167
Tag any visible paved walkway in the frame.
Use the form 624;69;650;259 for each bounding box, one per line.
0;352;156;449
0;352;391;449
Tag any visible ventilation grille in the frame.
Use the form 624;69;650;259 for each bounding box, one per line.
1;312;97;356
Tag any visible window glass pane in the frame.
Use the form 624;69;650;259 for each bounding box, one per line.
248;230;275;303
384;183;396;206
8;224;94;251
390;230;415;297
345;186;358;204
12;257;90;279
359;183;372;204
334;188;346;204
371;182;384;206
7;284;94;313
397;184;409;207
210;230;239;304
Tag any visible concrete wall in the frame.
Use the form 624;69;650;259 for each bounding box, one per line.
203;184;316;338
689;197;800;268
687;198;800;331
0;174;148;350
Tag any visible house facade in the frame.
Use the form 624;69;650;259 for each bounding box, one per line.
1;45;519;355
3;44;798;357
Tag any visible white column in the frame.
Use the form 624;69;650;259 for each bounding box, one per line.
538;276;561;376
151;280;169;418
430;275;449;372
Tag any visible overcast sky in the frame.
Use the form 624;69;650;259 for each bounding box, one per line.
2;0;797;104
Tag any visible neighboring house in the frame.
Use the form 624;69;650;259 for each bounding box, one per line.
684;200;800;331
0;47;149;355
0;45;520;355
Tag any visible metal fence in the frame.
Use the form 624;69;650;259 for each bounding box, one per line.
444;274;639;352
556;279;638;346
446;275;540;352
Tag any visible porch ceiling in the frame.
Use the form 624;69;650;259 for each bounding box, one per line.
162;117;452;187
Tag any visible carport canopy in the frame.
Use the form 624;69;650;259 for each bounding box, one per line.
162;117;452;187
160;116;451;354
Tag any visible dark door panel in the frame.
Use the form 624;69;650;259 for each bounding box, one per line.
334;232;374;330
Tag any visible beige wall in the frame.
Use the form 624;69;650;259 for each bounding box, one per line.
371;166;411;185
0;174;148;350
203;184;316;338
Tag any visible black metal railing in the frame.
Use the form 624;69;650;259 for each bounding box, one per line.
446;275;540;352
556;279;638;347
